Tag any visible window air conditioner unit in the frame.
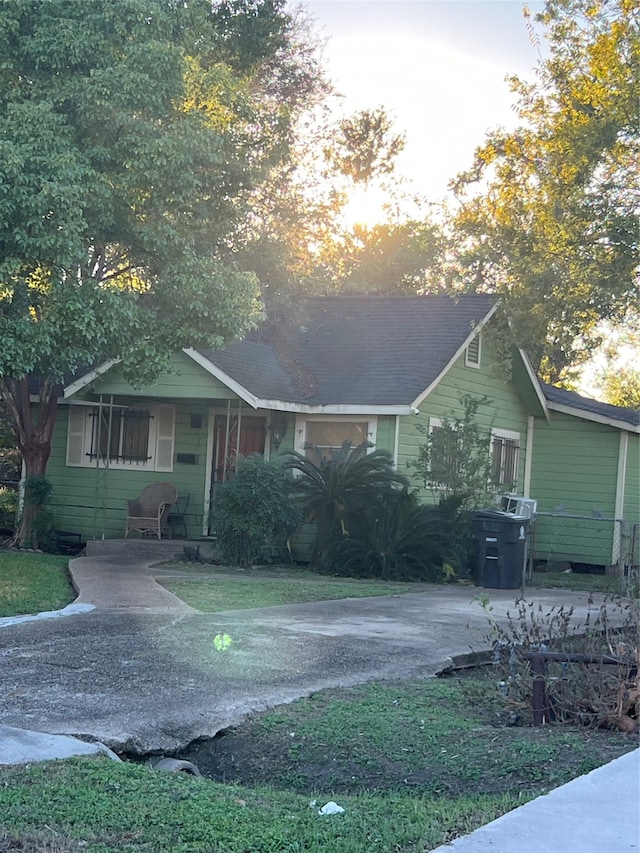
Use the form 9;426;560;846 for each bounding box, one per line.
499;496;537;519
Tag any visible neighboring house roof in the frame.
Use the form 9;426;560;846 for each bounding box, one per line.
196;294;500;412
541;382;640;433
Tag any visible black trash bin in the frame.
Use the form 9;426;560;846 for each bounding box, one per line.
472;510;530;589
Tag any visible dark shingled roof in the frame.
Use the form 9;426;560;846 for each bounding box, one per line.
201;294;497;407
541;382;640;428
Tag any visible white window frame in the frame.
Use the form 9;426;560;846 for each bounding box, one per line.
294;415;378;459
465;334;481;368
490;428;520;490
65;403;175;472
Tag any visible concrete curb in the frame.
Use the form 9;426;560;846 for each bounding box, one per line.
0;724;122;765
431;748;640;852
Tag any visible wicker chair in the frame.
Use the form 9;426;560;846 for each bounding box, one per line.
125;483;178;539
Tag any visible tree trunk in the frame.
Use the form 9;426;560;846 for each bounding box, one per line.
1;376;59;548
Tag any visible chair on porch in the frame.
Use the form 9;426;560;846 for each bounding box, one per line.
125;483;178;540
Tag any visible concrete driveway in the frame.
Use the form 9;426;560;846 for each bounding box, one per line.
0;540;609;755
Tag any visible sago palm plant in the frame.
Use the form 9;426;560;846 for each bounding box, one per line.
336;490;461;581
283;441;408;569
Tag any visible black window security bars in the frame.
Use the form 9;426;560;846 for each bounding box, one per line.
88;409;152;464
491;436;519;488
428;426;462;491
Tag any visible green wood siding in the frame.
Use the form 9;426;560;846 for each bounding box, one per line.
86;351;239;401
376;415;396;455
397;339;530;501
529;411;621;566
47;403;212;541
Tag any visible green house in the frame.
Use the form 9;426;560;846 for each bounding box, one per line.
529;384;639;570
44;294;638;570
48;294;544;545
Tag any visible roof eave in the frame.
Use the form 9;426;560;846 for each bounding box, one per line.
254;401;417;415
516;348;550;420
184;348;260;409
63;359;120;399
547;401;640;433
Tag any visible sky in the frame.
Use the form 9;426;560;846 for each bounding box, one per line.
299;0;547;208
292;2;638;391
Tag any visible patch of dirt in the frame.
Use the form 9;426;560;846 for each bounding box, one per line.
183;722;634;796
180;675;636;797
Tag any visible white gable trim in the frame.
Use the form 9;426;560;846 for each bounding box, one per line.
183;348;259;408
517;348;550;420
411;302;500;409
254;400;417;416
64;360;119;399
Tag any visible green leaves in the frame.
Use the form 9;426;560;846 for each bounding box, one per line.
0;0;315;391
0;0;328;547
284;442;409;569
324;107;406;185
450;0;639;380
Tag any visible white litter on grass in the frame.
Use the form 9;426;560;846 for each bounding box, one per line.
318;801;345;816
0;602;95;629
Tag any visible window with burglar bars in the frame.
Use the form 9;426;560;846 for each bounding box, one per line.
89;409;152;464
66;404;175;471
428;422;463;490
491;431;520;489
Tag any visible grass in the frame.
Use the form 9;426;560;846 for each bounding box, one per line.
0;676;634;852
0;554;635;850
156;571;425;613
531;570;628;594
0;757;521;853
0;549;75;617
184;677;633;796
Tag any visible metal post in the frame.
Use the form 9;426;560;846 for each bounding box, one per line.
530;652;550;726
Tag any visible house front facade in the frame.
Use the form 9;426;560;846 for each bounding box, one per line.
43;294;638;570
47;294;542;543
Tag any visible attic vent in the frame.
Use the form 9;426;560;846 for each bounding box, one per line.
465;335;481;368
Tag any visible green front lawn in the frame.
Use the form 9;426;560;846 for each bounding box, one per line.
1;553;635;850
0;550;75;617
158;569;426;611
0;676;634;852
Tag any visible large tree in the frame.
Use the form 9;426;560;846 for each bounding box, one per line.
315;218;444;295
0;0;325;544
234;105;412;299
449;0;638;382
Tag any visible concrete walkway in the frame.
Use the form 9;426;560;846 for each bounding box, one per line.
70;538;201;614
1;538;638;851
432;748;639;853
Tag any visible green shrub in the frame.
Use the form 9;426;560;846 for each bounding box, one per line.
213;455;302;567
0;487;18;535
335;490;460;581
22;475;54;550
